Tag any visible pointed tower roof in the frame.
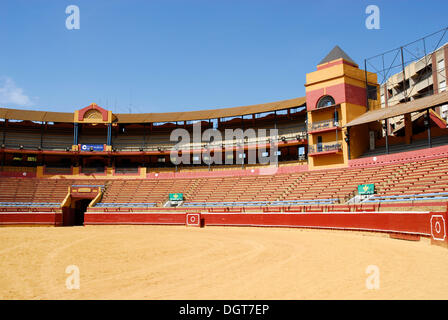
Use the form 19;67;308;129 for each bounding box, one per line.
319;45;357;66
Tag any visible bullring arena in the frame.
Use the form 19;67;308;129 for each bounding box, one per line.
1;225;448;300
2;44;448;300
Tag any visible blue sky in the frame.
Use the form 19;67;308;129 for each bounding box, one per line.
0;0;447;114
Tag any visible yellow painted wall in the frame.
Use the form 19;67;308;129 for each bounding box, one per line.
306;63;377;89
310;153;345;168
306;59;379;170
349;123;369;159
36;166;44;178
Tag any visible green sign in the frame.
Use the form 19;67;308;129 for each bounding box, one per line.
169;193;183;201
358;184;375;195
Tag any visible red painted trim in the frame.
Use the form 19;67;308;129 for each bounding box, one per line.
0;212;62;226
2;206;446;246
201;212;432;235
430;112;446;128
3;209;447;247
85;213;186;225
344;83;367;107
316;59;358;71
306;83;366;111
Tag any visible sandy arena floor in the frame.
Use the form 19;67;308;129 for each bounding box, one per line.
1;225;448;300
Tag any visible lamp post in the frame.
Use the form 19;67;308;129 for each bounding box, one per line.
345;127;351;160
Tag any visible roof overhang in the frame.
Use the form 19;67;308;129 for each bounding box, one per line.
344;91;448;127
0;108;72;122
0;96;306;124
114;96;306;123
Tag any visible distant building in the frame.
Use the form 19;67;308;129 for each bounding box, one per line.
380;43;448;129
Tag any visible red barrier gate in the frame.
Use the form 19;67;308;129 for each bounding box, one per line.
431;215;446;241
186;213;201;227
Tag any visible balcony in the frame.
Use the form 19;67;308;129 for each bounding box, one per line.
308;141;342;156
308;119;341;134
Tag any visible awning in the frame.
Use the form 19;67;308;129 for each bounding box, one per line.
114;96;306;123
0;108;73;122
0;96;306;123
345;91;448;127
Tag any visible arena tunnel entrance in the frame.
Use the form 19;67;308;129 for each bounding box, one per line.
73;199;91;226
61;185;104;226
62;198;92;226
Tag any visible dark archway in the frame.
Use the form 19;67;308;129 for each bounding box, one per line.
73;199;91;226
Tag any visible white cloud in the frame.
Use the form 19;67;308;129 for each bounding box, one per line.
0;77;34;107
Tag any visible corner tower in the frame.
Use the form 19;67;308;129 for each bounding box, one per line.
305;46;379;169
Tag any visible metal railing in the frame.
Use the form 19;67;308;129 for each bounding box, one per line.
308;141;342;154
2;130;308;153
182;199;339;207
363;192;448;203
115;167;139;174
80;167;105;174
308;119;340;132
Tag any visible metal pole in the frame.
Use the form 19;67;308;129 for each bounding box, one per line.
73;123;79;145
364;59;370;110
274;111;277;130
346;127;351;160
143;123;146;150
106;124;111;146
40;121;44;149
426;108;432;148
334;107;338;143
385;119;390;154
423;38;430;89
0;119;4;168
305;112;309;160
400;46;408;102
3;119;7;145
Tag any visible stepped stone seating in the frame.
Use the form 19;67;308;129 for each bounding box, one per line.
98;155;448;206
1;154;448;209
0;178;107;205
2;128;73;151
361;135;448;158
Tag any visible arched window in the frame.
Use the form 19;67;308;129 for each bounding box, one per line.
317;95;335;108
83;109;103;120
